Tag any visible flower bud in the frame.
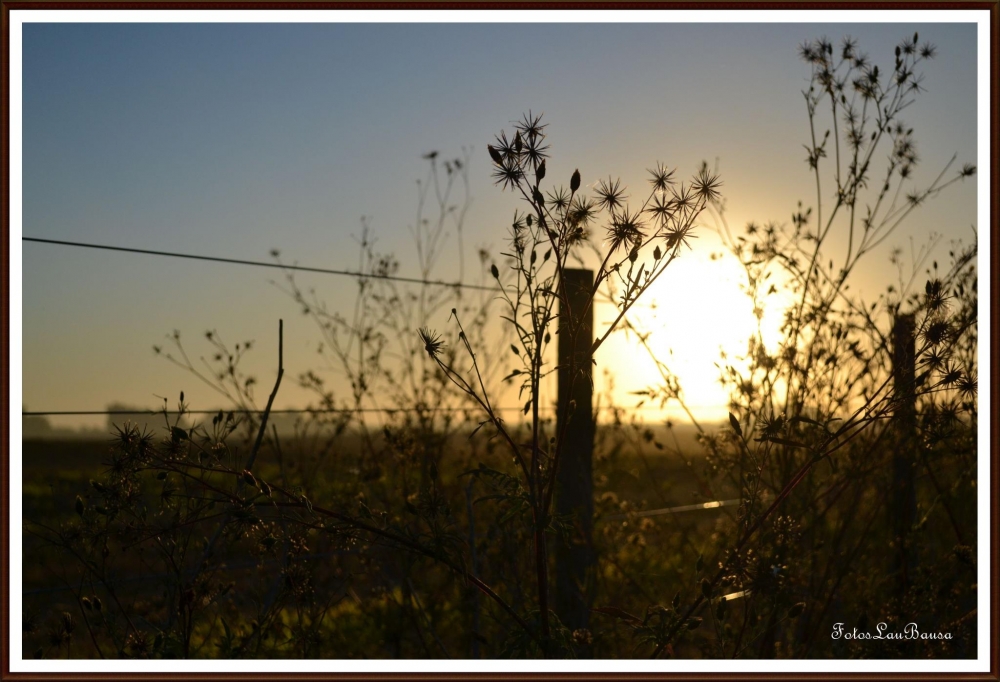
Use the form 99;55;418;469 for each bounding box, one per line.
729;411;742;437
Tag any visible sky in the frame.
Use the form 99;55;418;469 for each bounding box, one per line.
18;20;980;430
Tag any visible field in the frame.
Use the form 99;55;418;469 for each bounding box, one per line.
20;392;978;660
22;426;737;658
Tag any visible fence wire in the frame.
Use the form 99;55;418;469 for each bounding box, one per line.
24;236;497;291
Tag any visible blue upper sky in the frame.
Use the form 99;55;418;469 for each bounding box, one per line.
19;21;979;426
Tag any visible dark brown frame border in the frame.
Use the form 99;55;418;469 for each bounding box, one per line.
1;3;996;679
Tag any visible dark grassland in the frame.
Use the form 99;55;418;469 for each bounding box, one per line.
20;389;977;660
22;425;744;658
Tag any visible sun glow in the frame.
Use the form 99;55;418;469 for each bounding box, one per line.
598;245;789;424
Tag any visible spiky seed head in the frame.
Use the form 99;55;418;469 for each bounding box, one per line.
924;320;951;345
648;162;676;191
546;187;570;210
664;224;697;251
693;166;723;203
418;328;445;358
596;176;627;212
606;208;645;253
958;371;977;400
492;159;522;191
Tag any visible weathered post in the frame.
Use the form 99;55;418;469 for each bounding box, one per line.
555;268;595;649
891;313;917;596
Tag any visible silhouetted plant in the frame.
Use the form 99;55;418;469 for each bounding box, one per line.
626;34;977;659
417;110;720;655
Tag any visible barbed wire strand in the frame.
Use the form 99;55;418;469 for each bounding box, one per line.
23;236;640;314
23;236;497;292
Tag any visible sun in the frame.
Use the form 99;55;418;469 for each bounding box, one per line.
596;246;788;424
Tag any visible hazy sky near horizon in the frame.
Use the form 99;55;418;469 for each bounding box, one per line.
19;21;979;429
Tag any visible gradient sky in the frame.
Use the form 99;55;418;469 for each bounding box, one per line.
19;21;979;429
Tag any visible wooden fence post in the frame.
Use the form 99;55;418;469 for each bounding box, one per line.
555;268;596;648
891;313;917;597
